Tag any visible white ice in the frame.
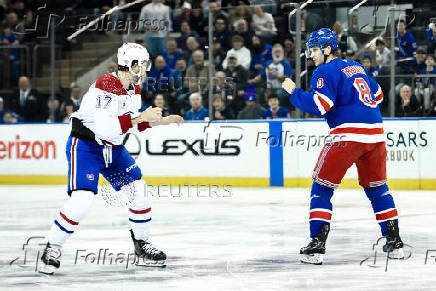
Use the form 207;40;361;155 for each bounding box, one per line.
1;185;436;290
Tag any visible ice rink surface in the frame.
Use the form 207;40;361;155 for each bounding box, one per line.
1;185;436;291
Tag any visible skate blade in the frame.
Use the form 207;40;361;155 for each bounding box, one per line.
38;264;58;275
135;259;166;268
300;253;323;265
388;248;404;259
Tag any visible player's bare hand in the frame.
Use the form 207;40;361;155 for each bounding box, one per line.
142;106;162;122
282;77;296;94
166;115;184;125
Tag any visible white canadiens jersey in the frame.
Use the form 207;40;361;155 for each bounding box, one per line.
72;72;149;145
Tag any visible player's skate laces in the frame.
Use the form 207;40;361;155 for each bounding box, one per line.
383;220;404;259
39;243;61;275
130;229;166;267
300;224;330;265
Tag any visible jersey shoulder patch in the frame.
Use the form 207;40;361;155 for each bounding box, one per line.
95;73;126;96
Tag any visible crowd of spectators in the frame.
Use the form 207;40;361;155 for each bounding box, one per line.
1;0;436;123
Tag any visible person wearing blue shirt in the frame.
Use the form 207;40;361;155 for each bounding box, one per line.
250;35;272;72
262;94;291;119
426;23;436;54
169;58;187;97
161;39;183;70
146;56;172;94
360;55;380;77
177;21;200;50
249;44;293;104
396;20;417;59
184;93;209;120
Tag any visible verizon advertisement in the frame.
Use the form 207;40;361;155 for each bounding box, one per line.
0;124;69;175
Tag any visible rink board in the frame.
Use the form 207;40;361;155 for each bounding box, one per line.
0;119;435;189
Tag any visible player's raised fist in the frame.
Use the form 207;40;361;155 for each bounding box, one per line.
142;106;162;122
282;77;296;94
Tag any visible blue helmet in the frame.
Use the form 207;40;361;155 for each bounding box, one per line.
306;28;338;55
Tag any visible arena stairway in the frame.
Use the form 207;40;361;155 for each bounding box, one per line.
34;33;122;95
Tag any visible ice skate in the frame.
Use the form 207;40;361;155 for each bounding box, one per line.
130;230;166;267
39;243;61;275
300;224;330;265
383;220;404;259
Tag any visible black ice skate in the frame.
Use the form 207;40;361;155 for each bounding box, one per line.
382;220;404;259
39;242;61;275
130;229;166;267
300;224;330;265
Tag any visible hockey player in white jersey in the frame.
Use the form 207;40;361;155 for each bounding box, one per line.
39;43;183;274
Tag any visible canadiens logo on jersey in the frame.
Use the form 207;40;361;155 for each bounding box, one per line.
87;174;95;181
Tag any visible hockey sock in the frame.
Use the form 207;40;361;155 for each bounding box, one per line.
309;182;334;238
364;184;398;236
48;190;94;246
126;179;151;240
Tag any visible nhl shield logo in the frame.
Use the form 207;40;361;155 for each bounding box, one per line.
87;174;95;181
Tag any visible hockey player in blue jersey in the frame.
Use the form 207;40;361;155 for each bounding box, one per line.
39;43;184;274
282;28;404;265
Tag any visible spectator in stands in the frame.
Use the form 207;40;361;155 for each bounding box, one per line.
178;80;200;114
61;85;82;121
139;0;172;57
409;47;427;74
207;1;228;24
184;36;200;67
251;0;277;15
262;94;291;119
214;71;234;103
426;21;436;54
185;92;209;120
212;39;226;71
232;19;254;48
396;84;422;117
46;98;63;123
396;20;417;61
283;37;296;67
360;55;379;77
169;58;187;100
161;38;183;70
213;16;231;50
223;54;249;111
238;86;263;119
1;26;19;81
7;76;44;122
248;44;292;104
416;54;436;112
153;93;170;117
332;20;358;56
146;56;172;101
252;5;277;43
250;35;272;73
1;96;21;123
212;94;235;120
375;38;391;71
184;49;213;94
177;20;200;50
222;35;251;70
229;5;252;30
189;5;207;38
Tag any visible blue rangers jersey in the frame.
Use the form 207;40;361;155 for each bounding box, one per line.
290;58;384;143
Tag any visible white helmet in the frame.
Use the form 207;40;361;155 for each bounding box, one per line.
117;43;152;82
